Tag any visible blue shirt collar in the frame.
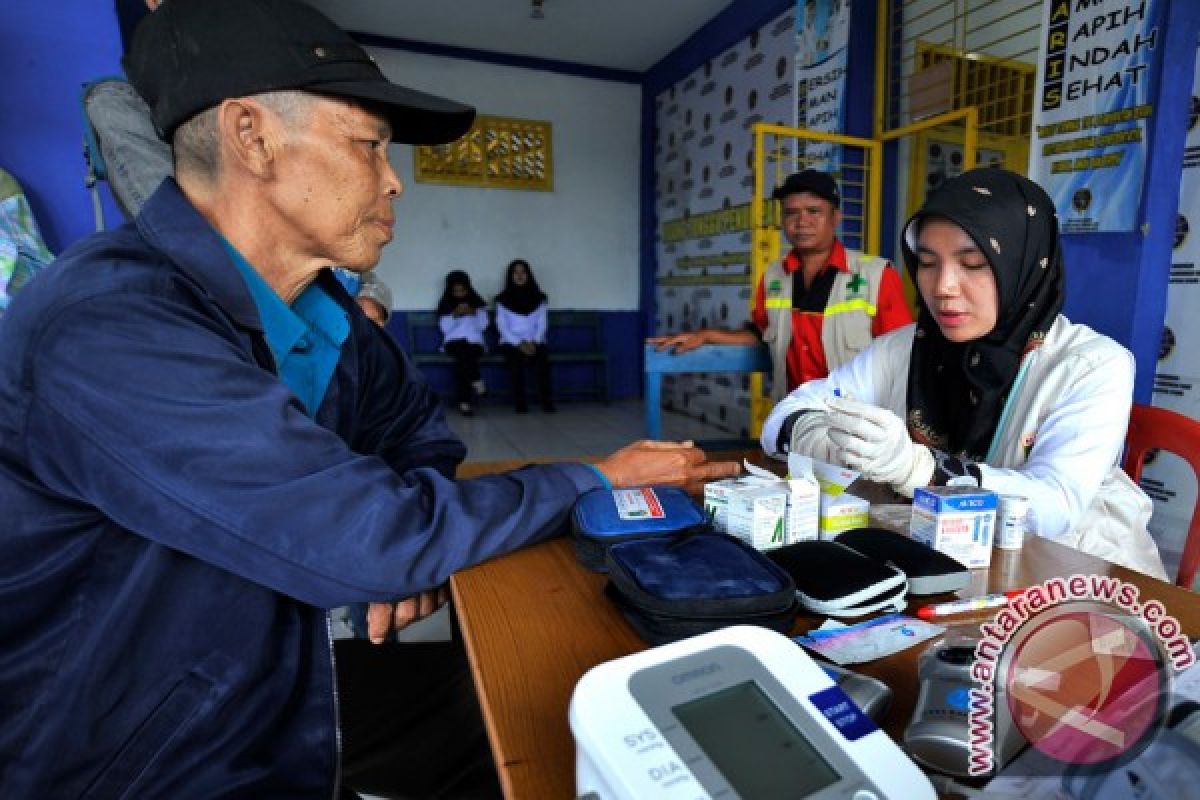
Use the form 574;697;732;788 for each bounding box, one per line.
219;238;350;415
220;239;308;365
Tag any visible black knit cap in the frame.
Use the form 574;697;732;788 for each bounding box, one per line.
124;0;475;144
771;169;841;208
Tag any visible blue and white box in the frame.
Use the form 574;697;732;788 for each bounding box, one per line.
910;486;997;568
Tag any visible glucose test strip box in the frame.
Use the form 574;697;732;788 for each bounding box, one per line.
818;492;869;539
727;483;789;551
703;478;748;534
742;458;820;545
910;486;997;568
783;475;820;544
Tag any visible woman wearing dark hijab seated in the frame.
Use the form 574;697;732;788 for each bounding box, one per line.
763;168;1166;579
495;259;554;413
437;270;489;416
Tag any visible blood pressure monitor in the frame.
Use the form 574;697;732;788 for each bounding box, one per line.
569;626;934;800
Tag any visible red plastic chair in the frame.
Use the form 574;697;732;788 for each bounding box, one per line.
1122;403;1200;589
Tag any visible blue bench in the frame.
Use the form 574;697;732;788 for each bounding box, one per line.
405;310;609;402
643;343;771;439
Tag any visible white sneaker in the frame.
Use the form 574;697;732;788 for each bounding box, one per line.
472;380;486;397
458;402;474;416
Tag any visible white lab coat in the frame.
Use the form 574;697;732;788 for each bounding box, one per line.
763;317;1167;579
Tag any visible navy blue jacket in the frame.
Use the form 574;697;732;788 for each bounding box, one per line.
0;180;600;797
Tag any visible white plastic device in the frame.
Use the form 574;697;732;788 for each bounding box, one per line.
569;625;935;800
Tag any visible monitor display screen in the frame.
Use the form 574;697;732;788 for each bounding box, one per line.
673;680;841;798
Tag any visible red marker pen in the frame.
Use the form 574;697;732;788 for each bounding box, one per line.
916;590;1026;620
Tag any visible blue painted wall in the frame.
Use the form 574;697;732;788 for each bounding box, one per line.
1;1;125;253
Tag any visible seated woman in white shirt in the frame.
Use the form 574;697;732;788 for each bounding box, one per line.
436;270;489;416
763;168;1166;578
495;259;554;413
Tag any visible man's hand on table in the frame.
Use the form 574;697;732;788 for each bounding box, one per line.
594;440;741;494
366;587;449;644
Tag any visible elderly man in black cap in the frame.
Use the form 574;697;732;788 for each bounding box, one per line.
0;1;739;797
649;169;912;400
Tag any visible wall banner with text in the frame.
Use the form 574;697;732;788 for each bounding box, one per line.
794;0;852;170
1028;0;1164;232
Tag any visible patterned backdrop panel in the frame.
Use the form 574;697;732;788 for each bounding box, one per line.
653;9;796;436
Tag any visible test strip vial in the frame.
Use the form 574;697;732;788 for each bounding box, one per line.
995;494;1030;550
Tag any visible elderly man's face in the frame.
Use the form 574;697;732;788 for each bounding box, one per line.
270;97;402;272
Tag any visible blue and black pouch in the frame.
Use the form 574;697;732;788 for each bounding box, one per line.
571;486;708;572
603;531;799;645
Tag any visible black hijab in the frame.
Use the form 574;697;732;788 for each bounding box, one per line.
901;168;1065;460
436;270;486;316
494;259;548;315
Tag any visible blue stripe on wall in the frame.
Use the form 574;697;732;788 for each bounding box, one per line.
349;31;641;85
385;310;642;401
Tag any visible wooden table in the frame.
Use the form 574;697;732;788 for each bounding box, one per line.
449;477;1200;798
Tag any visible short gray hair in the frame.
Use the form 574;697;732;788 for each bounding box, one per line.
172;90;316;180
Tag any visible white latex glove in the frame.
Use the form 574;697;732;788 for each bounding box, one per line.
826;396;934;497
787;410;841;464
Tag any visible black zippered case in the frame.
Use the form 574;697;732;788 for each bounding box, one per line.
603;532;799;645
767;539;908;618
834;527;971;595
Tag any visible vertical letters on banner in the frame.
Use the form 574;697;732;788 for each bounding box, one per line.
794;0;852;170
1028;0;1163;232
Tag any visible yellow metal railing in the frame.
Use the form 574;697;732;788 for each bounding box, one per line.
878;0;1040;137
748;123;883;436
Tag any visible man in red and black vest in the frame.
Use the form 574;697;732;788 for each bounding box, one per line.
650;169;912;399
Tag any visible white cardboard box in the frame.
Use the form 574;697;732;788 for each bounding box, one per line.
727;483;789;550
783;475;820;544
910;486;998;568
703;478;747;534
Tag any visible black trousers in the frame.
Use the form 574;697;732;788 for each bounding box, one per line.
499;343;552;409
336;636;502;799
443;340;484;405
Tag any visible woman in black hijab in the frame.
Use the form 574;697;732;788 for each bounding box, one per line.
436;270;489;415
765;168;1165;578
903;166;1064;465
494;259;554;412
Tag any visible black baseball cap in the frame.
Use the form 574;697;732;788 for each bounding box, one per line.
124;0;476;144
771;169;841;208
